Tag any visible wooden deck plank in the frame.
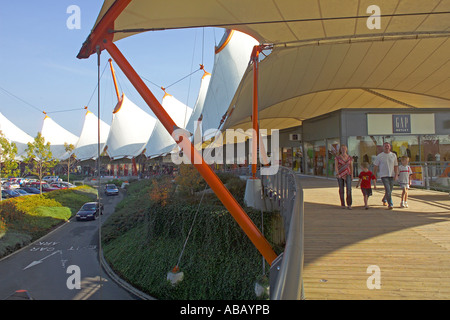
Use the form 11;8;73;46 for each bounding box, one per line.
298;176;450;300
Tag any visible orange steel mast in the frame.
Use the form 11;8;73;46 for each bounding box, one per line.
251;46;260;179
108;58;122;102
77;0;277;266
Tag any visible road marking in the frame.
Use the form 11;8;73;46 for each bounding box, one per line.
23;250;63;270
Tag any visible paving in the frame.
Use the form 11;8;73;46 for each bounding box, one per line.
297;175;450;300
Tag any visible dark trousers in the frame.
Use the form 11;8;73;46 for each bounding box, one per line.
381;177;394;207
337;175;352;207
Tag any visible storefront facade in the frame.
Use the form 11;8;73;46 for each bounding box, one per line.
279;108;450;179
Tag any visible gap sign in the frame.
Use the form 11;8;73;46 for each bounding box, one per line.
392;115;411;134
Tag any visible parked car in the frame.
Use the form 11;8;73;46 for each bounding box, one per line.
24;181;44;188
50;183;68;189
15;189;31;196
41;183;59;192
60;182;76;188
2;189;21;199
105;184;119;196
8;178;25;186
25;182;59;192
42;176;61;183
3;182;20;190
20;187;41;194
75;202;102;221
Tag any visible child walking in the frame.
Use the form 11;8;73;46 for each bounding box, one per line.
356;162;377;209
398;156;412;208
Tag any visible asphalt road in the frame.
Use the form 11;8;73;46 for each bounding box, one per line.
0;189;138;300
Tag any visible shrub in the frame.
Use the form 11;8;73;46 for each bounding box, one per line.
175;164;206;196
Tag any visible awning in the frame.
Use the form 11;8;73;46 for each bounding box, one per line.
78;0;450;59
223;36;450;131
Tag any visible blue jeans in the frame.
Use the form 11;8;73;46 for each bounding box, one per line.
337;175;352;207
381;177;394;207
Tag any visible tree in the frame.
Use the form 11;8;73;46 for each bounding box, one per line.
175;164;206;196
0;130;20;178
64;142;76;183
24;132;58;194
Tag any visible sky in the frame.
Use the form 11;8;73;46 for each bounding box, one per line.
0;1;221;138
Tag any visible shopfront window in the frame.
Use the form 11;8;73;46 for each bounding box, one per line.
281;148;293;168
293;146;303;173
348;135;421;167
314;140;326;176
390;135;420;163
327;138;340;177
421;135;450;163
304;142;314;175
348;136;384;168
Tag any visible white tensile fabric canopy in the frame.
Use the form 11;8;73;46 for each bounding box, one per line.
185;70;211;140
0;111;34;160
73;110;111;161
106;93;157;159
183;29;259;153
81;0;450;55
190;30;258;140
144;92;192;158
41;115;79;160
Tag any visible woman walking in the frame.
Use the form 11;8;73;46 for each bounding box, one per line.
335;145;353;210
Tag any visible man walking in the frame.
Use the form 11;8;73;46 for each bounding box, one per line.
373;142;398;209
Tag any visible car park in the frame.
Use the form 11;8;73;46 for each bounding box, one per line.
105;184;119;196
75;202;102;221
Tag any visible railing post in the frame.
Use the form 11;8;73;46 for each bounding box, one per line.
269;167;304;300
424;162;430;190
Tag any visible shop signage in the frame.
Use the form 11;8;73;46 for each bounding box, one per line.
368;113;435;135
392;114;411;133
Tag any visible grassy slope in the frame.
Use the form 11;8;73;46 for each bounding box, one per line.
102;176;280;300
0;186;97;258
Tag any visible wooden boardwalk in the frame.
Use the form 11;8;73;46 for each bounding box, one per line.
299;176;450;300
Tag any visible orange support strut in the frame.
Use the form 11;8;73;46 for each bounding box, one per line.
104;40;277;265
108;58;122;103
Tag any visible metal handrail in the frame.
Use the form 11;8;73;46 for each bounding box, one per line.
261;166;304;300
